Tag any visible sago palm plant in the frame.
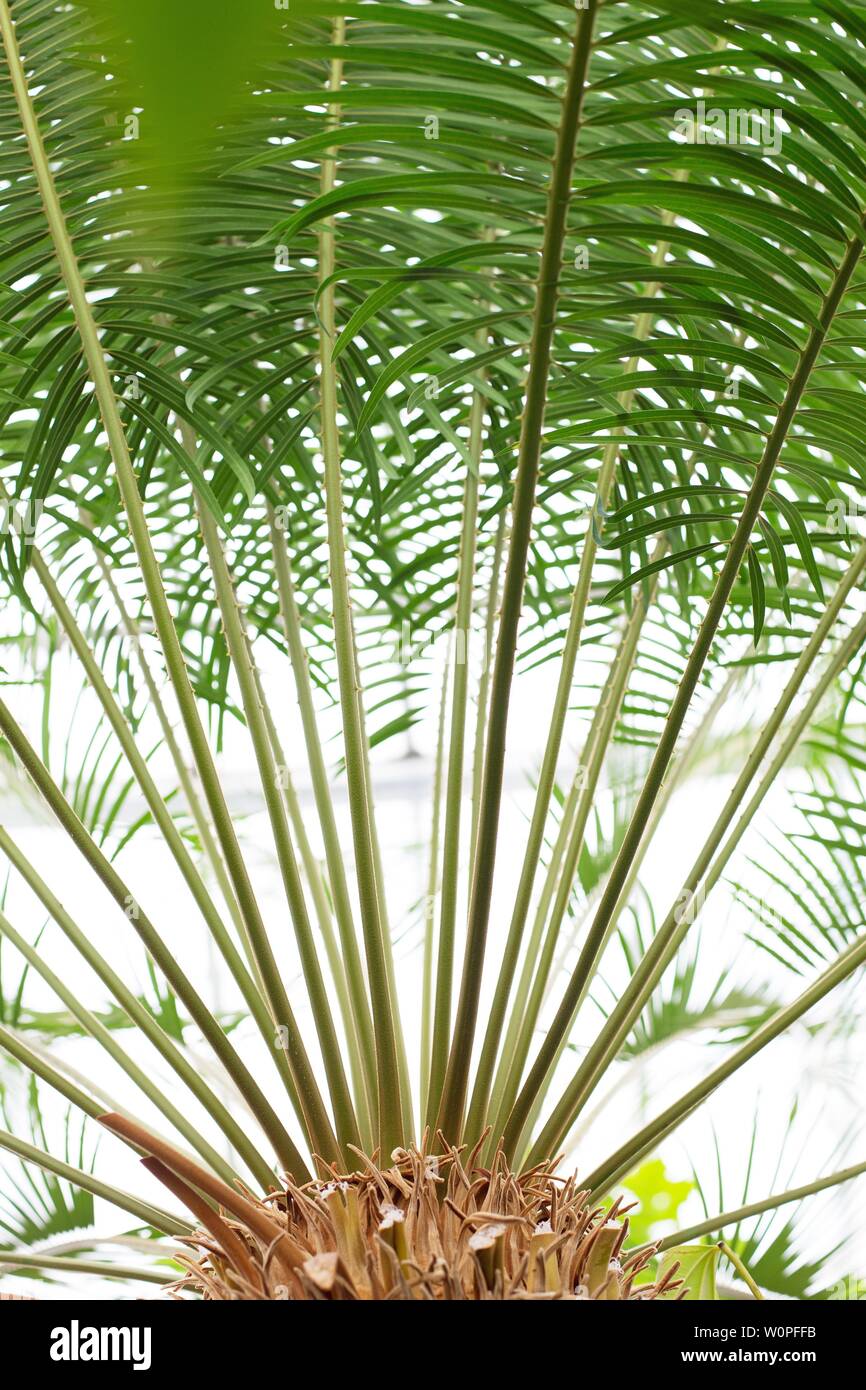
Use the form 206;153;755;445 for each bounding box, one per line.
0;0;865;1301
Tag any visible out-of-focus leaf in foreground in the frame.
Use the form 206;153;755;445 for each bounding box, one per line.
79;0;292;192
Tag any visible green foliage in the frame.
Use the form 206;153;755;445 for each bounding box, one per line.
658;1242;721;1301
685;1114;858;1300
620;1159;694;1249
0;1081;94;1251
0;0;864;1297
79;1;288;191
610;917;779;1058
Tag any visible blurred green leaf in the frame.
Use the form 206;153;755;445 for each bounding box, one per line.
80;0;291;192
659;1243;721;1301
621;1159;694;1249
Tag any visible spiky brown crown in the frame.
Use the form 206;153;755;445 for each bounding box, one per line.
166;1140;679;1301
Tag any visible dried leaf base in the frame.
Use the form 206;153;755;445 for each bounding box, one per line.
168;1141;677;1301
